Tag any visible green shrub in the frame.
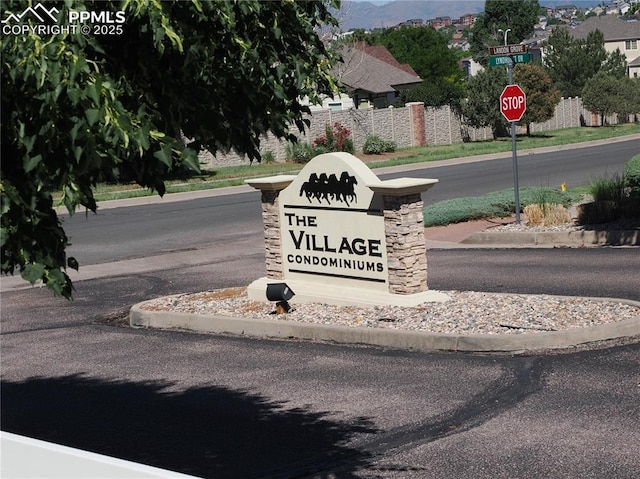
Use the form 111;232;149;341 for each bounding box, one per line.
285;142;325;163
423;187;581;227
625;154;640;197
589;172;626;202
363;135;397;155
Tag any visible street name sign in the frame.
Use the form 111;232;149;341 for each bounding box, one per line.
489;53;530;67
489;44;527;56
500;84;527;122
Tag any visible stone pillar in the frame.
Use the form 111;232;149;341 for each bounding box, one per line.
407;101;427;147
368;178;437;295
382;193;427;294
261;190;284;279
244;175;296;280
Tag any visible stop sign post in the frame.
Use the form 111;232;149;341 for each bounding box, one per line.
499;83;526;223
500;84;526;122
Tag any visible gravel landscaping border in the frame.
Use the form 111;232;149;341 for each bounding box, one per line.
131;288;640;354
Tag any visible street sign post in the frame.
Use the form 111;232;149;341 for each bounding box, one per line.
500;84;527;122
499;82;527;224
489;40;528;223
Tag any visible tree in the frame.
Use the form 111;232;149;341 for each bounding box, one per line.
618;77;640;123
583;74;640;125
582;71;621;126
469;0;540;66
370;27;465;107
600;48;628;79
513;63;561;135
461;67;509;139
1;0;340;298
545;28;607;97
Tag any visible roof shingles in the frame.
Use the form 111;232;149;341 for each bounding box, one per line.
337;43;422;95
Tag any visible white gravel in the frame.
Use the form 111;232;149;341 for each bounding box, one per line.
141;287;639;336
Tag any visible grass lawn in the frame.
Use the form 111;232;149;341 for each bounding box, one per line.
58;123;640;203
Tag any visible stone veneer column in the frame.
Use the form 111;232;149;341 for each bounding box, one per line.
382;193;427;294
368;178;437;295
407;101;427;147
260;190;284;279
244;175;296;280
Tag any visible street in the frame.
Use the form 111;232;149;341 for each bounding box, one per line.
2;138;639;478
59;137;639;266
2;247;639;478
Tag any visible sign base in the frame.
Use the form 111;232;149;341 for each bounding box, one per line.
247;277;450;308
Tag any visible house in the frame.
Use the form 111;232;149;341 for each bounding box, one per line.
459;13;478;26
305;43;422;111
427;17;451;29
629;55;640;78
554;5;578;17
449;32;470;51
568;15;640;77
459;57;484;79
336;43;422;109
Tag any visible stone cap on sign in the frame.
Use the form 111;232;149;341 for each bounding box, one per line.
245;175;296;191
367;177;438;196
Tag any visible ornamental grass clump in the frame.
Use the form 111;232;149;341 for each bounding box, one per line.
589;172;626;203
523;203;571;226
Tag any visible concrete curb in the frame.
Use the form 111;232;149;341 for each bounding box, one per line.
130;296;640;354
462;229;640;247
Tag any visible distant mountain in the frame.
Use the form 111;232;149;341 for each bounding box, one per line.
336;0;604;31
337;1;482;30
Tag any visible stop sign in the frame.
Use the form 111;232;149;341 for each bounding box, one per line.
500;84;527;122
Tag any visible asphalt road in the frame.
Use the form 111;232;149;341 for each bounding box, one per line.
60;137;639;265
2;263;639;478
2;138;639;477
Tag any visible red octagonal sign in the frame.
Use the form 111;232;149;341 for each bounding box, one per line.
500;84;527;122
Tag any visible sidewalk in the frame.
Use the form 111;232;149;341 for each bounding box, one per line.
424;216;640;248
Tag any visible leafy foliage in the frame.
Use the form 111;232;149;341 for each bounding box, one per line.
582;72;625;125
545;28;607;97
362;136;396;155
285;142;326;164
1;0;340;298
600;48;628;79
460;67;509;139
312;122;354;154
368;27;465;107
616;77;640;123
625;155;640;197
513;63;561;134
469;0;540;66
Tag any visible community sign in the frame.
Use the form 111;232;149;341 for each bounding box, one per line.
277;153;389;290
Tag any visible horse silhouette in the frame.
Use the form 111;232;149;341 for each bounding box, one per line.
299;171;358;206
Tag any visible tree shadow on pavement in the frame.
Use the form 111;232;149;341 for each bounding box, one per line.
1;374;378;478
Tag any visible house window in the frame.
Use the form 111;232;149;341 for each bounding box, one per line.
625;40;638;50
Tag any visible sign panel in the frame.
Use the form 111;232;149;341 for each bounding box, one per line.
500;84;527;122
278;153;389;290
489;53;530;67
489;44;527;56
